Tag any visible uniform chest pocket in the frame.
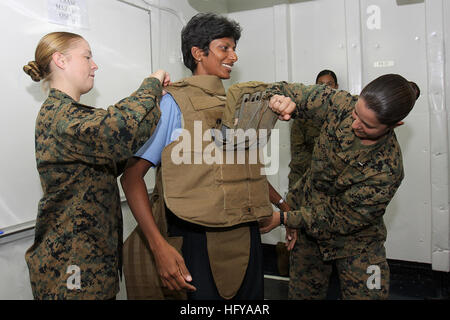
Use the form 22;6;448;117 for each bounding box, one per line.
311;148;348;193
189;96;225;128
334;162;379;191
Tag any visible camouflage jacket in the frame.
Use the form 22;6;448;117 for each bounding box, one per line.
288;118;320;190
26;78;162;299
270;83;404;260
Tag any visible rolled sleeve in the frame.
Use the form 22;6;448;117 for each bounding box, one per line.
286;208;307;230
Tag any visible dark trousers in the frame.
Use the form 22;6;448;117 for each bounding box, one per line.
167;211;263;300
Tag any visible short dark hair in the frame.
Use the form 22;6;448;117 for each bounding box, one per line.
315;69;338;85
181;12;242;73
360;74;420;126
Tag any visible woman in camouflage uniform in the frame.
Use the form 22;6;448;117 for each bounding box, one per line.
261;74;420;299
289;70;339;195
23;31;169;299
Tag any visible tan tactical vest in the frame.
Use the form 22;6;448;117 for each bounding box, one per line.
161;75;273;227
124;75;274;300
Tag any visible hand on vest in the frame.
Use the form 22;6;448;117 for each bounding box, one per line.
150;69;171;89
153;240;196;292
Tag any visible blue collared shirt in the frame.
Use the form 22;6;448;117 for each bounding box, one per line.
134;94;182;165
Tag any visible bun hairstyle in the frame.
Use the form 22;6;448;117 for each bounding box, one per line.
23;31;83;82
408;81;421;100
23;61;43;82
360;74;421;126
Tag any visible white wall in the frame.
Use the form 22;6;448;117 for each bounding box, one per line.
358;0;431;265
290;0;349;89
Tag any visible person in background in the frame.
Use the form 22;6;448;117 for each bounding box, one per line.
315;69;339;88
289;69;339;188
261;73;420;299
23;31;169;300
280;70;339;276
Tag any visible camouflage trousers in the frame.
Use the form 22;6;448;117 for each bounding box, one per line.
288;232;389;300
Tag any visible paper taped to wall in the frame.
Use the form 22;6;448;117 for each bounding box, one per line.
47;0;89;29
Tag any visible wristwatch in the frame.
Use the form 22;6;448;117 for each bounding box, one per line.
280;210;284;226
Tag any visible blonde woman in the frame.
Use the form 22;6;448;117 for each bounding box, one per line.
23;31;169;300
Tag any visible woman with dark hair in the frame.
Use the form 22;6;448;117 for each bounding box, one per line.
289;69;339;190
315;69;339;89
122;13;273;300
284;69;340;275
181;13;241;74
260;74;419;299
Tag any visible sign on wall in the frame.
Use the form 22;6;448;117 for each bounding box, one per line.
48;0;89;28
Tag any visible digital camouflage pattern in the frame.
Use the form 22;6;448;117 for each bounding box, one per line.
288;118;320;190
268;82;404;258
26;77;162;300
285;101;322;279
289;231;389;299
287;86;330;191
268;82;403;299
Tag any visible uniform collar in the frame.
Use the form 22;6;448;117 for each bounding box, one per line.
48;88;76;102
336;114;395;167
179;75;226;96
47;88;93;109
